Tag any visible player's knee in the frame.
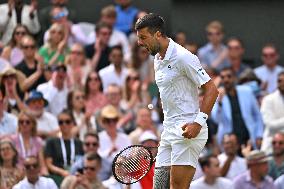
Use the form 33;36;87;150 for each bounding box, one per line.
153;167;170;189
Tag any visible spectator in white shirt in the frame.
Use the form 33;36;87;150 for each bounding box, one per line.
25;90;59;139
37;64;69;116
13;155;58;189
99;45;128;92
218;133;247;179
191;154;233;189
254;43;284;94
98;105;131;162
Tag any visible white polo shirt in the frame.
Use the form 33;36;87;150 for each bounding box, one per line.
154;38;210;126
12;177;58;189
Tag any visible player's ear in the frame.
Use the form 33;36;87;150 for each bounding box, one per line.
155;31;162;39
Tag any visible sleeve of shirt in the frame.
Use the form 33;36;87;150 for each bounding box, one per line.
180;52;211;88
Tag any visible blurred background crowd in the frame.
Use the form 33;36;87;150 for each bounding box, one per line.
0;0;283;189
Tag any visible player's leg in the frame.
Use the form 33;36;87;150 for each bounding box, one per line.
153;166;170;189
170;165;195;189
154;129;171;189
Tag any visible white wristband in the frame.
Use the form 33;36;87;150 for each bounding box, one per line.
194;112;208;126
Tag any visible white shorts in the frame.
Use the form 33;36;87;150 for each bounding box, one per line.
155;120;208;168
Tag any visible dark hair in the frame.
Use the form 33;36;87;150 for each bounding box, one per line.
9;24;30;47
135;13;166;36
84;132;99;141
220;66;236;77
24;155;39;164
67;89;85;112
85;152;102;164
58;109;76;125
222;133;239;144
198;154;216;171
95;22;112;33
0;141;18;167
110;45;123;54
84;71;103;96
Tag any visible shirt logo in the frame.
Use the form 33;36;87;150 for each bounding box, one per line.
168;65;172;69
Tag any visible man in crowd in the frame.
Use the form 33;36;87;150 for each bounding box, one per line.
218;133;247;179
254;43;284;94
261;72;284;154
233;150;275;189
25;90;59;139
37;64;68;116
61;153;106;189
268;132;284;180
70;132;112;181
212;67;264;149
191;154;233;189
13;156;58;188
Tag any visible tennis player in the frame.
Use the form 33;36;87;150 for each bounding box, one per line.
135;14;219;189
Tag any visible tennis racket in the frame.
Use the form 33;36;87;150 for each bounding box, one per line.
112;145;158;185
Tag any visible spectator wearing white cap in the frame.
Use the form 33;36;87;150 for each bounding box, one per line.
233;150;275;189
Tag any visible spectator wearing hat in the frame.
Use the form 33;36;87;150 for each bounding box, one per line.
233;150;275;189
0;65;27;114
98;105;131;162
267;132;284;180
25;90;59;139
191;154;233;189
0;89;18;139
37;64;69;116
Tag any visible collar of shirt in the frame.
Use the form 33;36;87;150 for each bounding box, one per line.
154;38;174;62
22;177;40;187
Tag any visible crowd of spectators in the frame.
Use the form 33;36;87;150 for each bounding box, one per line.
0;0;284;189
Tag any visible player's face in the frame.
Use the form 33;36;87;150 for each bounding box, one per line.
137;27;160;56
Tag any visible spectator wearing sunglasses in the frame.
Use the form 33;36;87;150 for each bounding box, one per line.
261;72;284;154
0;0;40;46
61;153;106;189
44;110;83;187
70;132;112;181
254;44;284;94
15;35;46;92
197;20;230;71
98;105;131;162
10;111;48;175
13;156;58;189
267;132;284;180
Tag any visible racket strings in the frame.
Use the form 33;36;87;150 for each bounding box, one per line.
114;146;152;183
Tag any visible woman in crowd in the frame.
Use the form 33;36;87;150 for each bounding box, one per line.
0;66;26;114
10;111;47;175
1;24;29;66
84;71;108;115
0;140;24;189
65;43;93;89
44;109;83;186
67;89;97;140
122;69;151;111
38;23;68;66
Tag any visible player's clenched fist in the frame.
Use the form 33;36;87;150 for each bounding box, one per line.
181;123;202;139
